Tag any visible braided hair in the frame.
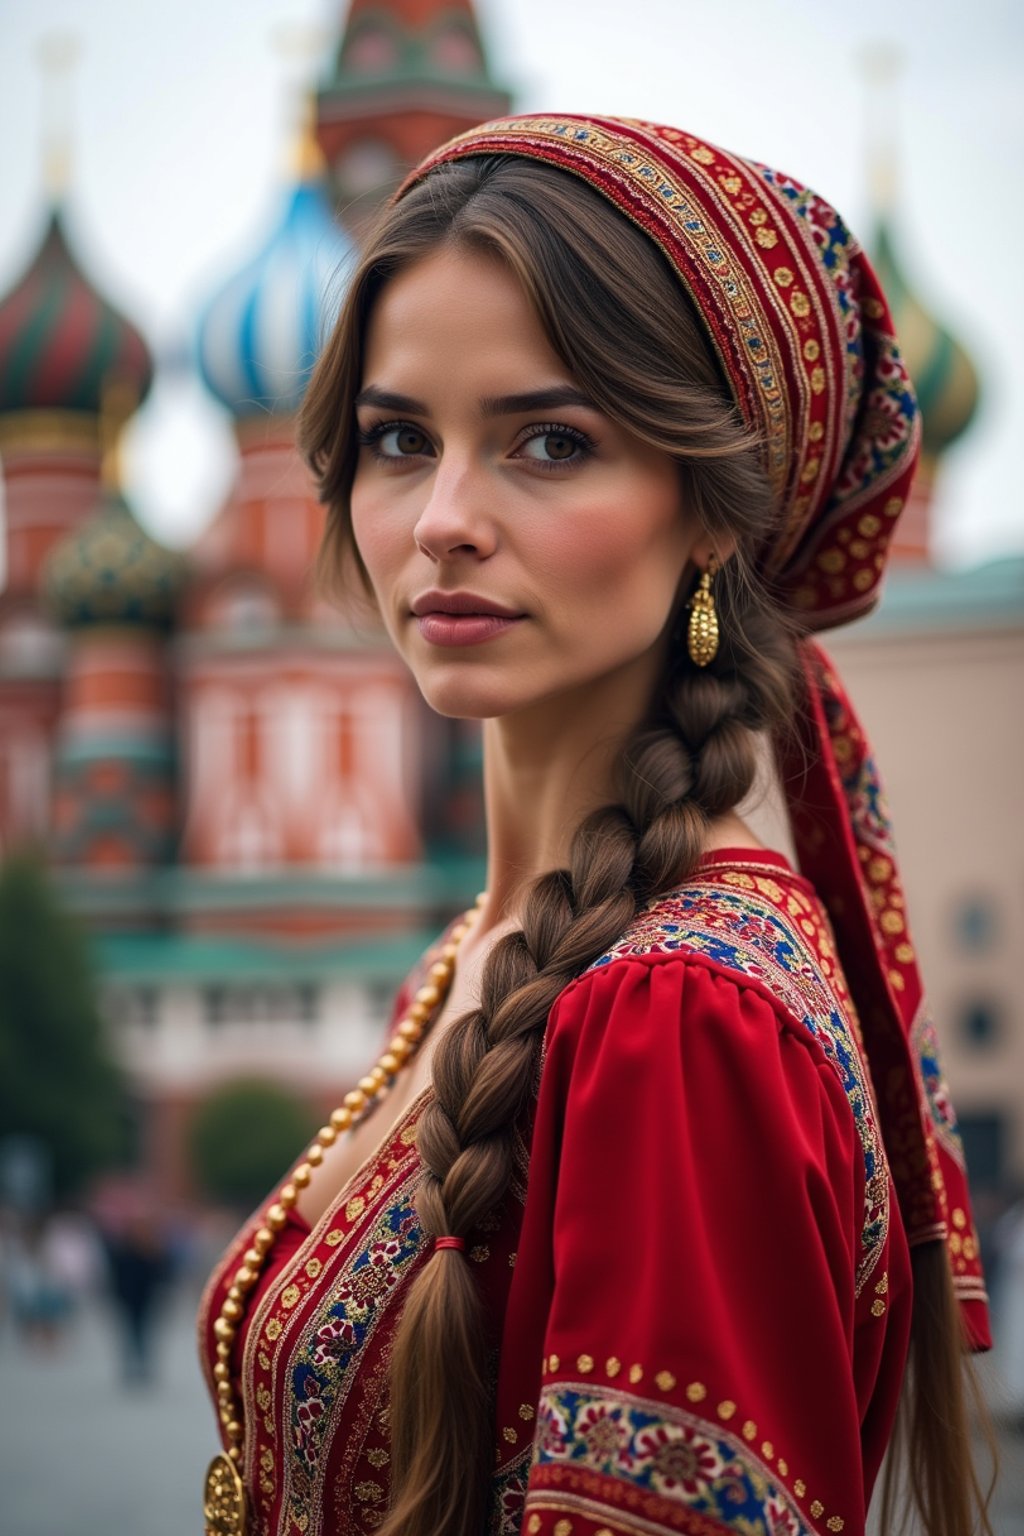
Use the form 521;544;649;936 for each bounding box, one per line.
298;156;800;1536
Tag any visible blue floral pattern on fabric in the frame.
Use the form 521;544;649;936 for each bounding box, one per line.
288;1199;423;1481
586;870;888;1295
911;1004;966;1168
532;1382;814;1535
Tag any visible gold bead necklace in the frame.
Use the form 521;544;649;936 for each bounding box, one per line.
202;895;485;1536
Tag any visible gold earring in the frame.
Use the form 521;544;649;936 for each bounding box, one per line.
687;554;719;667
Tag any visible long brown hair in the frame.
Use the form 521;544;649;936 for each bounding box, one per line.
297;157;992;1536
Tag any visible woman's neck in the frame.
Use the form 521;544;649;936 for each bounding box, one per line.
477;654;764;933
478;644;662;926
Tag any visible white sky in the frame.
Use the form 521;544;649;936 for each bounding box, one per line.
0;0;1021;568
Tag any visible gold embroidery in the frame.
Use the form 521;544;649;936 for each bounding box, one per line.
791;292;810;317
470;1245;490;1263
527;1519;541;1534
811;366;825;394
549;1353;560;1372
258;1351;270;1370
685;1381;706;1402
305;1258;321;1279
717;1400;736;1420
885;496;903;517
794;1479;807;1497
325;1229;344;1247
280;1284;300;1310
519;1403;535;1420
809;422;824;442
503;1426;518;1443
366;1448;389;1468
265;1318;282;1341
355;1480;384;1503
871;1299;886;1318
811;1500;824;1518
827;1519;845;1532
508;1251;517;1267
803;338;820;361
762;1441;774;1459
774;267;794;288
953;1208;967;1229
628;1363;643;1384
606;1357;621;1378
756;227;778;249
577;1354;595;1373
690;147;714;164
742;1419;757;1441
256;1386;271;1411
345;1196;366;1221
778;1458;789;1477
656;1370;677;1391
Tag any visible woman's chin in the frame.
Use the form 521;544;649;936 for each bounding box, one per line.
410;662;540;722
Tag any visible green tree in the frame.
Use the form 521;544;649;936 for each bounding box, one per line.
0;851;128;1201
188;1079;318;1212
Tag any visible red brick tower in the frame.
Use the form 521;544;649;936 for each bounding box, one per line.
316;0;512;233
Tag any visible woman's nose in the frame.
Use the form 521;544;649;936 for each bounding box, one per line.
412;466;498;562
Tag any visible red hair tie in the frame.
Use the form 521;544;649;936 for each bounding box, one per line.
434;1236;465;1253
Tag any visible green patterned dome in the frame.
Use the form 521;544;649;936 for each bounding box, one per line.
873;220;981;459
43;489;184;630
0;205;153;417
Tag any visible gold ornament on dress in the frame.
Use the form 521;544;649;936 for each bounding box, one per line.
687;554;719;667
202;895;485;1536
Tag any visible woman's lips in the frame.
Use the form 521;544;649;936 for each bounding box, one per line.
415;613;525;647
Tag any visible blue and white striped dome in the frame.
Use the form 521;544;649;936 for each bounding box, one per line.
196;177;354;420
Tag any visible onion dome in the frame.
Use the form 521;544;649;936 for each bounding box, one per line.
330;0;508;98
0;204;153;417
317;0;512;219
872;221;981;459
43;487;184;631
195;165;354;420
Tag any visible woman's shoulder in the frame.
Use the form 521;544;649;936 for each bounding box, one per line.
550;846;856;1052
593;846;837;978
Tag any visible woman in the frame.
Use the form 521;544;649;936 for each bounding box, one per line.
199;115;993;1536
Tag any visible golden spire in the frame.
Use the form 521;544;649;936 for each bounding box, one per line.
271;22;328;182
38;33;80;201
860;42;905;216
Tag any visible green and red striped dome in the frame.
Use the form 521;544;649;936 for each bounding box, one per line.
0;205;153;416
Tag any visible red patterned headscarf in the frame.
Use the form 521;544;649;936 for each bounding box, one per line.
399;114;989;1348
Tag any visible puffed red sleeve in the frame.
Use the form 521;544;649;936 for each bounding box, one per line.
514;955;911;1536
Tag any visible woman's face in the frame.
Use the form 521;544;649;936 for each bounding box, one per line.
350;246;709;722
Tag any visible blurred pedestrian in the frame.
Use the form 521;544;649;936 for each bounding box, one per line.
104;1208;173;1385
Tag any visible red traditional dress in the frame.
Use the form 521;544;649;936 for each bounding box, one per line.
199;843;964;1536
200;111;992;1536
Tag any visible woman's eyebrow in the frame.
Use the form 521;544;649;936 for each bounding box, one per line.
353;384;598;417
354;386;428;414
480;386;597;417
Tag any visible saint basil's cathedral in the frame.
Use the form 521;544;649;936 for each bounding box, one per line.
1;2;1021;1202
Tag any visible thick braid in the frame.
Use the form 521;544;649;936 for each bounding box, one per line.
381;580;798;1536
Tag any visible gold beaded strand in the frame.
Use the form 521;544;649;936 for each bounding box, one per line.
203;895;485;1536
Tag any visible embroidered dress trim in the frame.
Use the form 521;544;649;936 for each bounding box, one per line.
585;866;888;1296
529;1381;823;1535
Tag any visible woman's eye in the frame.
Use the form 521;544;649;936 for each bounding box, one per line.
516;426;592;466
359;422;431;459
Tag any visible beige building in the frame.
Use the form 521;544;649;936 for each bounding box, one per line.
828;560;1024;1190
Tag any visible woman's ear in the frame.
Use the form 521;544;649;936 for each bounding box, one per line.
689;532;738;573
